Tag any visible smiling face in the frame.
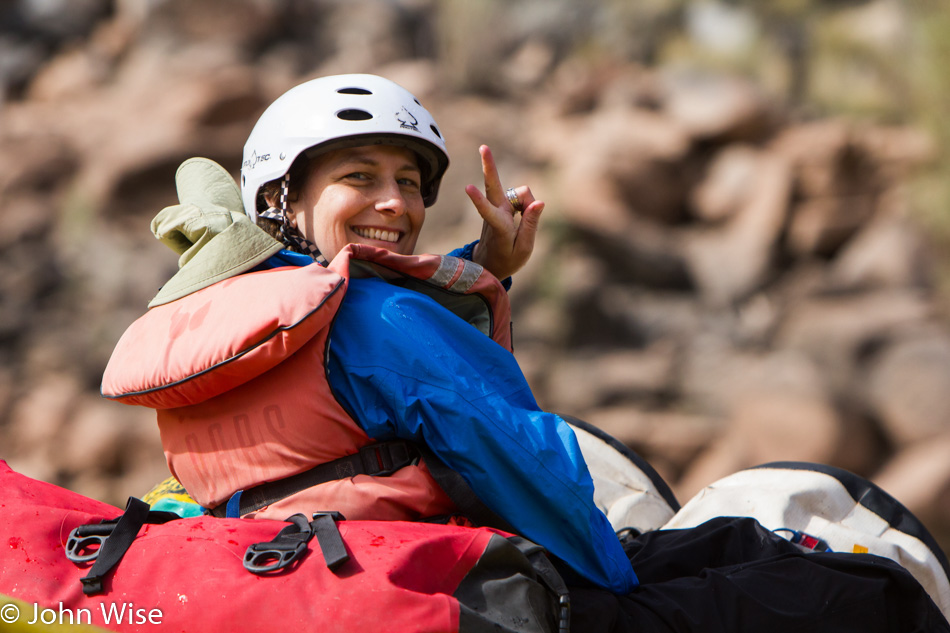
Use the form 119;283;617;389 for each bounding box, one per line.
285;144;426;261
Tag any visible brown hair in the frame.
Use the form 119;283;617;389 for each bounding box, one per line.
254;155;313;250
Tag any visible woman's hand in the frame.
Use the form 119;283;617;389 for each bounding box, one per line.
465;144;544;281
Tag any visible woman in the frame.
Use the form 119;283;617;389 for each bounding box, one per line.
103;73;639;596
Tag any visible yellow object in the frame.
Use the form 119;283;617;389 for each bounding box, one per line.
142;476;196;506
853;544;869;554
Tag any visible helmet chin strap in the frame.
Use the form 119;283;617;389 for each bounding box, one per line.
259;173;327;265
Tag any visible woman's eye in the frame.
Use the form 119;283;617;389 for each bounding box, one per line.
399;177;421;189
345;172;369;180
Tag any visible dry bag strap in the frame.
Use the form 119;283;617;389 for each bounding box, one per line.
508;535;572;633
66;497;180;596
209;440;421;519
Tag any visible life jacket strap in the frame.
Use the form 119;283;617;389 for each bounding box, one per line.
208;440;421;519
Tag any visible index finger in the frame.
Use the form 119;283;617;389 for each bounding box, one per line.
479;145;506;207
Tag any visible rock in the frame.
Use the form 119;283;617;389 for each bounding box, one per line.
0;132;78;197
59;397;130;474
771;119;851;192
577;406;655;449
685;334;811;406
674;434;749;503
376;59;441;103
874;434;950;540
678;333;749;416
560;279;699;349
563;221;693;293
503;39;557;92
63;472;113;506
4;454;59;490
866;332;950;445
63;46;263;214
143;0;284;50
674;355;877;498
56;396;166;505
576;285;704;349
0;365;13;418
776;122;891;258
0;193;56;248
860;125;938;174
543;343;678;413
552;106;692;230
776;290;932;395
685;2;756;56
545;59;629;116
15;0;110;41
661;69;777;142
0;238;63;341
0;37;45;101
786;194;878;257
828;204;932;291
681;152;792;305
26;44;110;102
731;390;844;467
319;0;430;73
7;374;80;455
690;144;761;223
642;411;722;480
831;0;910;55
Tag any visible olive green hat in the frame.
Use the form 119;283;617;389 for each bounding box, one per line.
149;157;283;308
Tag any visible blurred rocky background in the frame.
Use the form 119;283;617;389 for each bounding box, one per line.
2;0;950;554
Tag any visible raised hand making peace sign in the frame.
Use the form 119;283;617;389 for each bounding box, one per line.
465;145;544;281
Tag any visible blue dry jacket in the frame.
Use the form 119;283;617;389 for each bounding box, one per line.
260;248;639;595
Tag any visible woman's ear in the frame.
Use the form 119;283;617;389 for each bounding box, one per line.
263;190;298;228
262;189;279;209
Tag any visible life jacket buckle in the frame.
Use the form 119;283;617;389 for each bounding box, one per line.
359;441;415;476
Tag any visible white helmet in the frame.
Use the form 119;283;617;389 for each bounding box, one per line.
241;74;450;221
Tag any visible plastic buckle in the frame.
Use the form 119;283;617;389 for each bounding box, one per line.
243;540;308;574
359;442;411;476
558;594;571;633
65;520;119;564
243;514;313;574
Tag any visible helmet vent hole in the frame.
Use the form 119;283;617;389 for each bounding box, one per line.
337;109;373;121
430;124;442;139
338;87;372;95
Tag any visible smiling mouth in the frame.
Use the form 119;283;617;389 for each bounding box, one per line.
353;227;401;243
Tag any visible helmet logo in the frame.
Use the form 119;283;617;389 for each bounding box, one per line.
243;150;271;171
396;107;419;132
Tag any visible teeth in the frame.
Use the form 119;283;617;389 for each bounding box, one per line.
355;227;399;243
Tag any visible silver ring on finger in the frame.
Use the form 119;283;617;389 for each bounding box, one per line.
505;187;522;213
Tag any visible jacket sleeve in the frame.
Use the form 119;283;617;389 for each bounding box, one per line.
326;276;639;594
448;240;512;290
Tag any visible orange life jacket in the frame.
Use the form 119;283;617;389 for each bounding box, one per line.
102;244;513;521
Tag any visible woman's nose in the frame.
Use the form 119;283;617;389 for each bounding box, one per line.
374;181;408;216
